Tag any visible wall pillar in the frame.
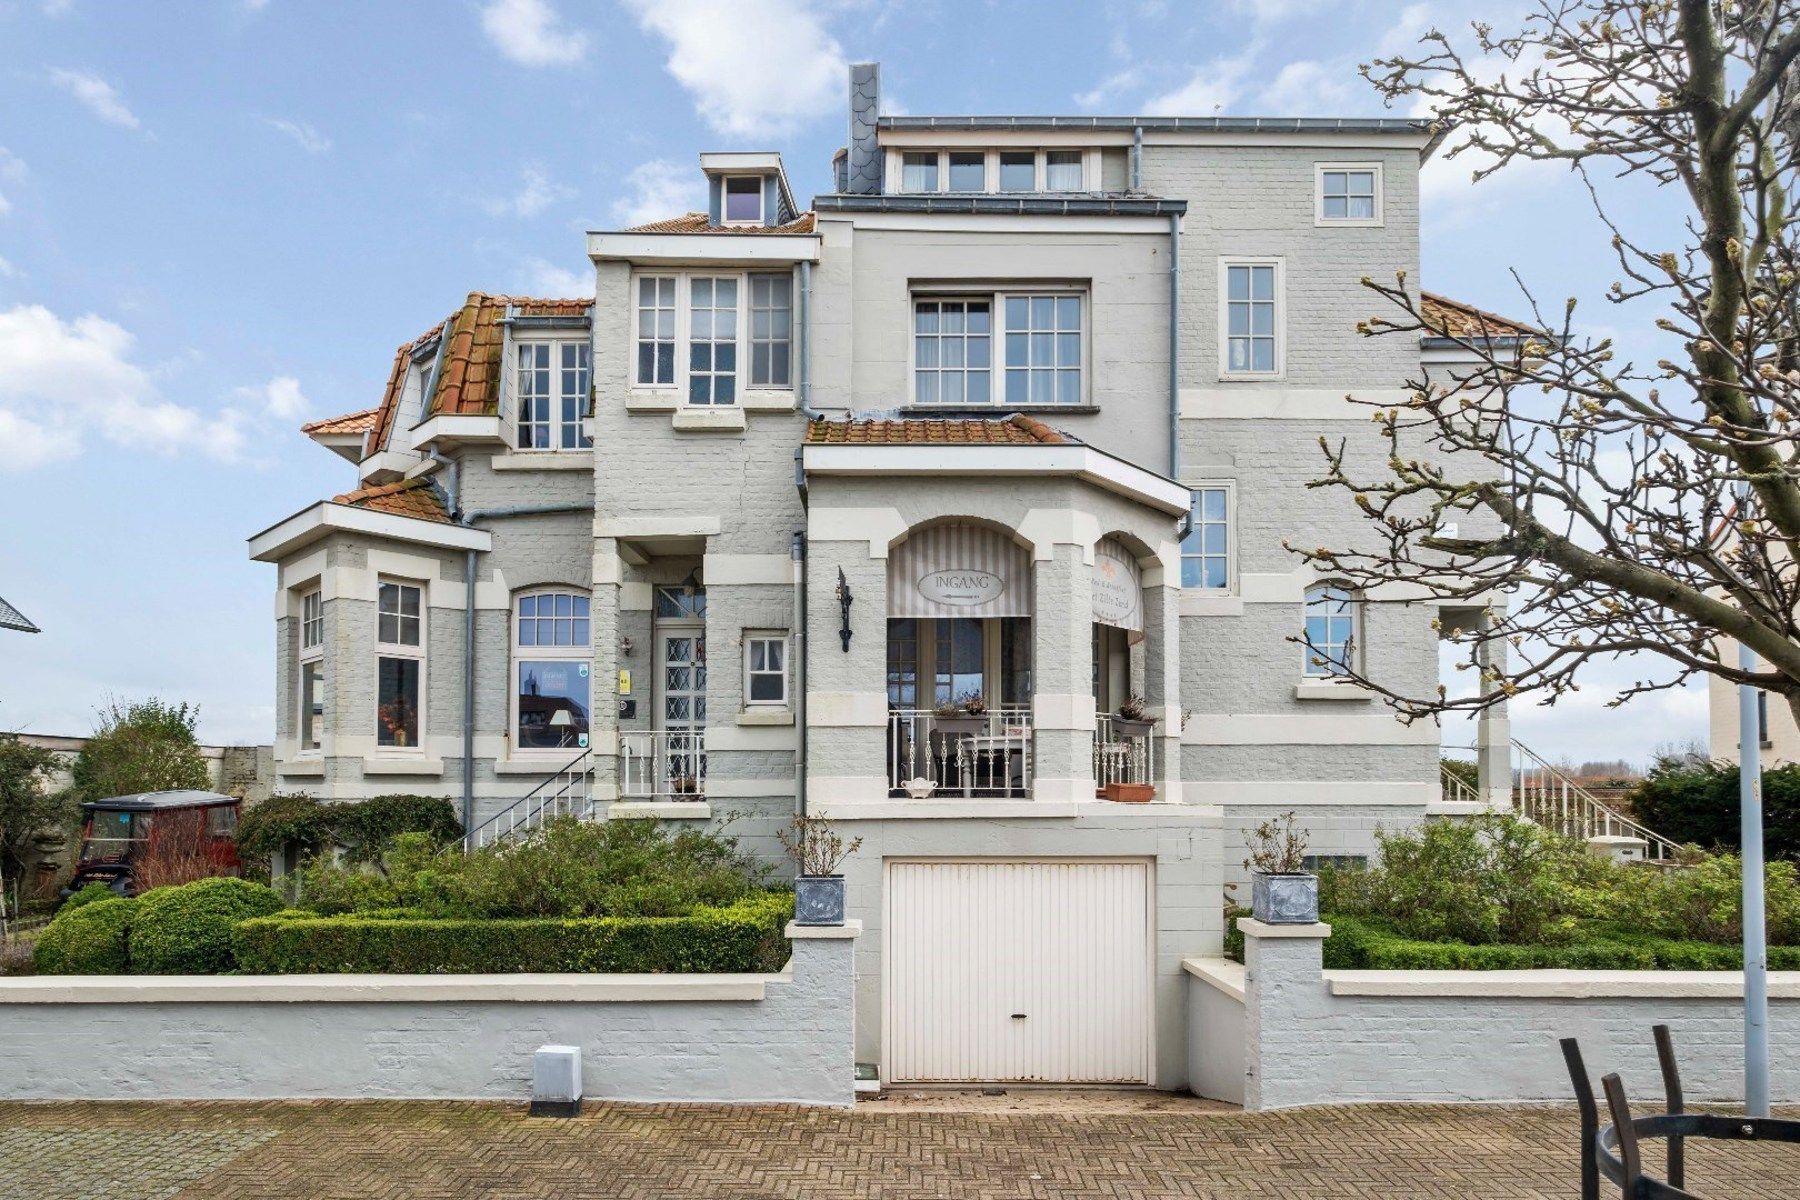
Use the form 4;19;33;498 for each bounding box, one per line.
1140;555;1183;803
591;535;621;798
1240;917;1331;1111
1031;542;1096;802
1474;613;1511;810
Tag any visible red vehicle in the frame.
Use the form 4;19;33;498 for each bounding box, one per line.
64;790;242;898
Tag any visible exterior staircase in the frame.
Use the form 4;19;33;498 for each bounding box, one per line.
1444;740;1683;864
463;749;596;851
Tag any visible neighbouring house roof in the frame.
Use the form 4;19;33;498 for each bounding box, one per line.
332;478;452;524
1420;292;1541;341
622;211;817;235
300;408;378;435
803;413;1077;446
0;593;39;633
365;293;592;456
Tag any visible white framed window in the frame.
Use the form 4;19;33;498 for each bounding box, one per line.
1302;583;1359;678
688;276;739;405
635;276;677;386
998;150;1036;191
946;150;985;192
743;632;789;707
298;588;324;754
748;274;793;388
1044;149;1083;190
1315;162;1382;225
376;579;424;750
300;589;323;650
912;288;1085;407
515;340;592;450
901;151;939;193
893;148;1093;194
512;589;591;755
1181;484;1233;590
1219;259;1283;377
722;175;764;225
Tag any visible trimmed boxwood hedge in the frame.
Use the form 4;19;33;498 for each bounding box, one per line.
1314;913;1800;971
33;896;137;974
233;891;794;975
130;877;286;974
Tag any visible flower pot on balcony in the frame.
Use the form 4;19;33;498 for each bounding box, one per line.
1250;870;1319;925
904;777;937;799
1102;782;1155;803
1109;717;1156;740
930;715;988;736
794;874;847;926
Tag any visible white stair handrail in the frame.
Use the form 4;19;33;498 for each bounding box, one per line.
463;748;595;852
1510;740;1683;863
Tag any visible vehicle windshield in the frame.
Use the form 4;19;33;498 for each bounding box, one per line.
80;810;151;861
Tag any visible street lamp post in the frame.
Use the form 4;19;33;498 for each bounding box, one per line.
1736;474;1771;1117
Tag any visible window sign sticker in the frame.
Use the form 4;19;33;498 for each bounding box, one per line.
578;733;589;748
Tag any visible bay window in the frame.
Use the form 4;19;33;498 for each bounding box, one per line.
513;589;591;753
635;270;793;402
515;340;591;450
913;289;1084;406
298;589;323;753
375;580;424;749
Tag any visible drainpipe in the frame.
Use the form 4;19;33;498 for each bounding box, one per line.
451;499;596;842
1167;210;1182;484
792;530;808;818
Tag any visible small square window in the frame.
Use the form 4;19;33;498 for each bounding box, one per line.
744;634;789;706
998;152;1035;191
723;175;763;224
901;152;939;193
1317;164;1381;224
1045;150;1082;190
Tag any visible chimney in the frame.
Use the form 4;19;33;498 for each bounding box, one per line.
846;62;881;195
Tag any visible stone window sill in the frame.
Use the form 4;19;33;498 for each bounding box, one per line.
489;453;592;472
276;758;326;777
362;756;446;776
672;407;748;433
1294;681;1369;702
609;801;713;820
737;707;795;726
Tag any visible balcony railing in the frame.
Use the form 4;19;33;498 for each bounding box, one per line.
888;708;1033;798
619;729;707;801
1093;713;1157;797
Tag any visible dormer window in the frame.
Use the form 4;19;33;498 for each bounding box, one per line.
723;176;763;225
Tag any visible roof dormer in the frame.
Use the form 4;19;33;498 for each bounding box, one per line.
699;152;797;228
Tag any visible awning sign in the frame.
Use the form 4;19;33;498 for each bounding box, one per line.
1093;539;1143;633
889;524;1033;619
918;569;1004;607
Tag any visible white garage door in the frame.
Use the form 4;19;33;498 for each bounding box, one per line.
884;859;1152;1084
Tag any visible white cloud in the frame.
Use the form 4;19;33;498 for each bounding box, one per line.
0;256;19;279
1223;0;1328;22
1256;60;1354;115
1142;50;1258;116
261;116;331;154
243;375;309;421
623;0;845;138
0;147;22;217
0;305;234;470
522;258;593;298
481;165;575;219
1074;67;1142;111
609;158;703;228
49;69;142;130
479;0;588;67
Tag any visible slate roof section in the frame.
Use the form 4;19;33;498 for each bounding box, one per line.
300;408;378;435
0;594;39;633
1420;292;1540;340
804;413;1076;446
331;478;452;524
622;212;817;235
365;294;591;456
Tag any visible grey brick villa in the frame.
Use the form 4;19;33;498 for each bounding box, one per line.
250;65;1531;1089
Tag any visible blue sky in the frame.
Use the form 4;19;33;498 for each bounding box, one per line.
0;0;1706;767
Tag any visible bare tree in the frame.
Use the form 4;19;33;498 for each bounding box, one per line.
1294;1;1800;728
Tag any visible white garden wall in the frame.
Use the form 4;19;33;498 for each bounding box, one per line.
1187;919;1800;1110
0;922;857;1106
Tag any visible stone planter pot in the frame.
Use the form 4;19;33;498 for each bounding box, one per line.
930;715;988;736
1102;782;1155;803
1250;871;1318;925
794;874;846;926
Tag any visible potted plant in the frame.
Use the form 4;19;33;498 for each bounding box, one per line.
778;815;864;926
1111;694;1157;739
1243;811;1317;924
930;692;988;736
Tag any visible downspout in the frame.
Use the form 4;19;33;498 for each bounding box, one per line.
792;530;808;818
451;499;596;844
1168;210;1182;484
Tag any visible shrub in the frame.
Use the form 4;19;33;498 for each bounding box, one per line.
130;877;283;974
1614;854;1800;945
69;697;210;804
234;794;338;875
33;896;136;974
236;794;461;883
135;807;224;891
61;881;117;912
1628;755;1800;860
234;892;794;975
0;734;74;895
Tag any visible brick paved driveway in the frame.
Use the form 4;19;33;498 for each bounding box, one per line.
2;1098;1795;1199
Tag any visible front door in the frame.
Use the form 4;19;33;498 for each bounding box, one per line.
659;628;705;793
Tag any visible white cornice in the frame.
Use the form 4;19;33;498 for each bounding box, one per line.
306;431;365;464
800;443;1191;515
247;502;491;563
411;414;509;450
585;232;821;265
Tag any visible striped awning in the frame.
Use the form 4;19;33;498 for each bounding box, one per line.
1092;539;1143;634
889;524;1033;619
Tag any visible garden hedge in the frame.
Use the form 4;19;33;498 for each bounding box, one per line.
130;877;285;974
33;896;136;974
234;891;794;975
1314;913;1800;971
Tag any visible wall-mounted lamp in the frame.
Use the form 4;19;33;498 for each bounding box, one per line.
620;636;634;657
836;566;853;652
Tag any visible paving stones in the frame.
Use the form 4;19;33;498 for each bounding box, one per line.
0;1098;1794;1199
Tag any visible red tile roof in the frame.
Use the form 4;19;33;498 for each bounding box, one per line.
1420;292;1540;339
300;408;378;435
804;414;1076;446
365;294;591;456
623;211;817;235
331;478;451;524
